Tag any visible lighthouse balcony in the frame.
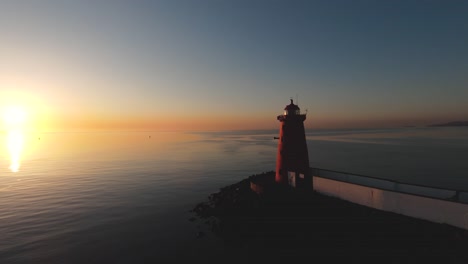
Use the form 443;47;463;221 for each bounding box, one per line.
277;114;307;122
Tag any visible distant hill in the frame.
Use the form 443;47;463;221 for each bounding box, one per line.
429;121;468;127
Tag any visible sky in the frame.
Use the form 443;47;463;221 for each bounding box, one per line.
1;0;467;131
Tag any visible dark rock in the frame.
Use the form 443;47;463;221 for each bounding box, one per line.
196;231;205;238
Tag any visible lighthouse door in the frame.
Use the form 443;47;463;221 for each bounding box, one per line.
287;171;296;187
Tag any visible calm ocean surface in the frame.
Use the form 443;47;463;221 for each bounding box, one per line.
1;127;468;263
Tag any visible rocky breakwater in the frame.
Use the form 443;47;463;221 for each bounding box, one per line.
191;171;468;264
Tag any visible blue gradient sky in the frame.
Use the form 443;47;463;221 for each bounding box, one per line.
1;0;467;130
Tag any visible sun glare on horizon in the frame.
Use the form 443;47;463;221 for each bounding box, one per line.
3;105;28;131
3;106;27;129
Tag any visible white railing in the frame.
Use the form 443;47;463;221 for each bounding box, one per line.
311;167;466;203
311;167;468;230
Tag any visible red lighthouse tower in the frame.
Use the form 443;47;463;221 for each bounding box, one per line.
275;99;310;188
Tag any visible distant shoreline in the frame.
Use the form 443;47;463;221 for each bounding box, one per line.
428;121;468;127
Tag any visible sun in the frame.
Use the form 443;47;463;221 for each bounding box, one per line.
3;105;28;130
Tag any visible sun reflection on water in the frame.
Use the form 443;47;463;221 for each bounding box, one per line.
2;105;29;172
6;130;24;172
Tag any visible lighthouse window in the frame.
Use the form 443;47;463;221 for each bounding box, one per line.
287;171;296;187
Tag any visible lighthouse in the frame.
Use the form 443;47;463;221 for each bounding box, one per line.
275;99;310;188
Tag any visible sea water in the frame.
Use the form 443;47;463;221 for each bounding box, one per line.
1;127;467;263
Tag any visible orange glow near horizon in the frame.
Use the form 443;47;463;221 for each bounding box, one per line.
0;89;462;133
43;114;280;132
22;112;468;132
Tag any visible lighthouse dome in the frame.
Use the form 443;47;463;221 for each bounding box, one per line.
283;99;300;115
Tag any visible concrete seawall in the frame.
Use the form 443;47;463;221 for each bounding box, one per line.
312;168;468;231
